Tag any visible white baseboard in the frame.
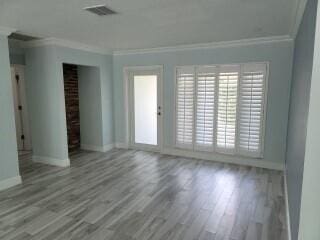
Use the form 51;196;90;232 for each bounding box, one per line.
113;143;284;170
0;175;22;191
115;142;129;149
284;172;292;240
81;143;114;152
102;144;114;152
33;155;70;167
161;147;284;170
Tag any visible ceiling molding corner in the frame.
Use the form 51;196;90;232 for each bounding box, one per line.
113;35;294;56
22;38;113;55
289;0;308;38
0;26;16;36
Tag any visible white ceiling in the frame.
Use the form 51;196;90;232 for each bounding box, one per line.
0;0;302;51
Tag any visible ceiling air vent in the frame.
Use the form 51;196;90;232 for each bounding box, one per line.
84;5;117;16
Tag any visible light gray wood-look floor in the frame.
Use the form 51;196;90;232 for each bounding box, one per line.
0;149;287;240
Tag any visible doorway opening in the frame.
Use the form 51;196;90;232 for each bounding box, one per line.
62;63;103;157
63;64;81;154
11;64;32;156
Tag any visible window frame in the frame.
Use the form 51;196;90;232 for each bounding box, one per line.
174;62;269;158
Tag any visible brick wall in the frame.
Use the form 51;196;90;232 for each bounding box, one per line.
63;64;81;152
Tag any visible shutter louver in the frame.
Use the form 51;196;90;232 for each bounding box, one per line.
176;67;195;148
216;65;239;152
195;66;216;150
238;64;266;157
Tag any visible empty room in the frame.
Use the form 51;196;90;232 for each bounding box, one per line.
0;0;319;239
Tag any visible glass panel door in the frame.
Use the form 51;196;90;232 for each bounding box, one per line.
128;67;162;150
133;75;158;145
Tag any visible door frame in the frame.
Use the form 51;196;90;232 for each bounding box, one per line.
123;65;163;152
11;64;32;151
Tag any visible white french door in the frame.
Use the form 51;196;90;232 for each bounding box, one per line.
127;66;163;151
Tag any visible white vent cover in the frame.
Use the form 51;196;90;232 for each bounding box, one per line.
84;5;117;16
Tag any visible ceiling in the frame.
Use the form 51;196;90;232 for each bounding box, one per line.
0;0;302;51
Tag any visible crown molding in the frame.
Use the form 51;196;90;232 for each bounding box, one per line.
0;26;16;36
113;35;293;56
289;0;308;37
23;38;113;55
20;35;293;56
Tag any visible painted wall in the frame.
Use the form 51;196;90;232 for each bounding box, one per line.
298;0;320;238
0;34;20;181
8;39;25;65
113;40;294;166
78;66;104;148
285;0;317;239
25;46;69;162
25;45;113;165
9;54;25;65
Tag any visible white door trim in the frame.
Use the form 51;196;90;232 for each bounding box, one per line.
123;65;164;152
11;64;32;151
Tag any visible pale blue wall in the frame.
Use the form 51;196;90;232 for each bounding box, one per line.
8;39;25;65
286;0;317;238
21;40;293;168
297;0;320;238
113;41;294;164
78;66;103;147
9;54;25;65
25;46;69;161
25;46;114;163
0;34;20;181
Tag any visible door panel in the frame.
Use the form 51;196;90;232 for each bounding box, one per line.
133;75;158;145
127;67;163;151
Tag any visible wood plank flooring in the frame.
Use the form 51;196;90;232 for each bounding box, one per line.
0;149;287;240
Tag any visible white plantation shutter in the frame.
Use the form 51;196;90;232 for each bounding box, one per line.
238;64;266;157
216;65;239;152
175;63;267;158
195;66;217;150
176;67;195;148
